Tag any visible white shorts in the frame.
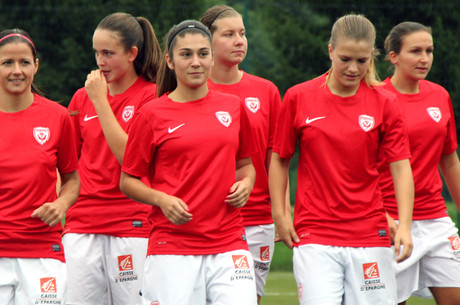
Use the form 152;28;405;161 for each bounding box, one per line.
62;233;148;305
142;249;257;305
293;244;397;305
0;257;67;305
394;217;460;302
245;224;275;297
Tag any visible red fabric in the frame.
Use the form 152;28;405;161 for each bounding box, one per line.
65;77;155;237
274;74;410;247
0;94;78;261
208;71;281;226
379;78;457;220
122;90;256;255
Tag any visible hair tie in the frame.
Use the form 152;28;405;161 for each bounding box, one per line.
0;33;36;53
209;8;232;29
167;24;211;50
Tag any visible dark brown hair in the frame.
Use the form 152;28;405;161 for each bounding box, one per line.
96;12;161;82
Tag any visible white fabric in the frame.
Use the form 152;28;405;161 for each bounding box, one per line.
141;250;257;305
63;233;147;305
293;244;397;305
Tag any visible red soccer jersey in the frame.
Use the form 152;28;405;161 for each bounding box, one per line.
208;72;281;226
64;77;155;237
274;74;411;247
378;78;457;220
122;90;256;255
0;94;78;262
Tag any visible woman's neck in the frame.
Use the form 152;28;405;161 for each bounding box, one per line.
390;73;420;94
168;83;209;103
0;91;34;113
210;62;243;85
107;69;138;96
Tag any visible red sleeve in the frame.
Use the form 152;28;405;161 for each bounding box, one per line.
267;84;282;149
122;108;155;179
443;95;458;155
273;88;298;159
380;95;411;163
67;90;83;157
57;111;79;174
237;99;257;160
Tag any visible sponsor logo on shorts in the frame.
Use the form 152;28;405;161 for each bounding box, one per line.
298;283;303;303
41;277;57;293
230;255;254;281
215;111;232;127
260;246;270;262
150;301;160;305
449;236;460;250
37;277;62;304
33;127;50;145
245;97;260;114
122;105;134;122
360;262;386;291
115;255;139;283
119;255;133;271
232;255;250;269
448;236;460;259
358;115;375;132
427;107;442;123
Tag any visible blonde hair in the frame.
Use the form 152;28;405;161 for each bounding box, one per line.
327;14;382;87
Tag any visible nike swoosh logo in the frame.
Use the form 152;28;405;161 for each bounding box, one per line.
305;116;326;124
168;123;185;133
83;115;98;122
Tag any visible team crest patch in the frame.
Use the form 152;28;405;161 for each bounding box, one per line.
215;111;232;127
122;105;134;122
33;127;50;145
41;277;57;293
358;115;375;132
427;107;442;122
118;254;133;271
260;246;270;261
245;97;260;113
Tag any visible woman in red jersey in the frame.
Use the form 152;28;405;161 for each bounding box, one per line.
0;29;80;305
379;21;460;305
120;20;257;305
200;5;282;303
62;12;161;305
269;14;414;305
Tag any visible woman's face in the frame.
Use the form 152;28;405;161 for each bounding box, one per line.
211;16;247;67
92;29;137;84
328;39;373;96
167;32;213;90
0;41;38;97
390;31;433;82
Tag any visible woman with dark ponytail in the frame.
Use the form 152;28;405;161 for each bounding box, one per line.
63;12;161;305
120;20;258;305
